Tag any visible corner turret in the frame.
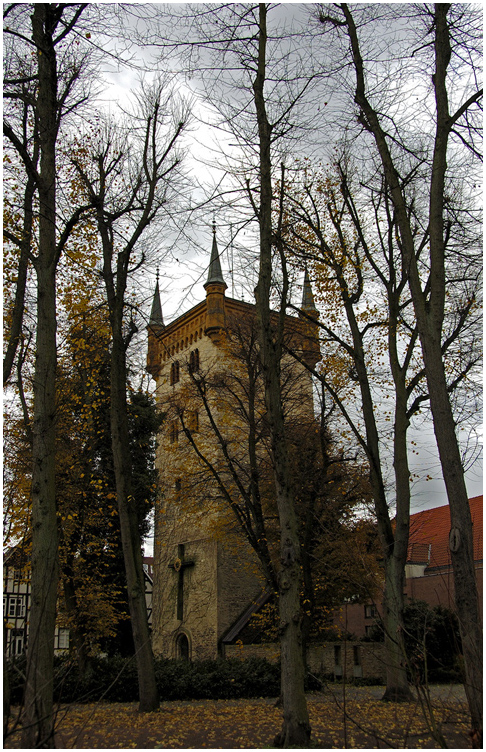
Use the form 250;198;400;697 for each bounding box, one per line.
204;224;227;343
147;270;165;379
299;265;320;368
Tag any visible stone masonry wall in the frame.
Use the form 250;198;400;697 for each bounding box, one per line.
224;642;386;682
151;293;318;662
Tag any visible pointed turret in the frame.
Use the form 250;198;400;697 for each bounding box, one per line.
149;270;165;328
205;223;227;289
147;270;164;379
204;223;227;344
299;265;320;368
301;265;318;317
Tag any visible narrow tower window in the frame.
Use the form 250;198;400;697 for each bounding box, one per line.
187;410;199;433
189;349;200;374
169;420;179;444
170;361;180;385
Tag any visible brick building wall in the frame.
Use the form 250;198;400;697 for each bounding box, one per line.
333;498;482;640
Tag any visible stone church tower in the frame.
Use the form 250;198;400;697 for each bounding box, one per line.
146;228;320;660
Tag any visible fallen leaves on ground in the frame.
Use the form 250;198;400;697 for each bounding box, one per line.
5;689;471;749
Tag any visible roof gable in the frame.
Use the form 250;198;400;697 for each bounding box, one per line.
407;496;482;569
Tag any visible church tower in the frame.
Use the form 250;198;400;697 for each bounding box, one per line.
147;233;320;660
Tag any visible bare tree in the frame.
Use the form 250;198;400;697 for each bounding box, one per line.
286;151;481;703
73;85;188;711
250;9;309;744
3;4;97;745
285;160;420;700
127;3;328;744
316;4;482;738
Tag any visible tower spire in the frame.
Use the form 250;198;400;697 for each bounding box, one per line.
204;223;227;343
299;264;320;368
149;268;164;327
205;222;226;288
301;264;317;316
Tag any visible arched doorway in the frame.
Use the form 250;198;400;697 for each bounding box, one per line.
175;632;190;661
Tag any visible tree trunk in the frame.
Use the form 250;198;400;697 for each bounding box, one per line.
253;5;310;746
62;561;91;678
417;330;482;733
381;556;409;701
109;323;159;712
380;395;411;702
22;6;60;746
341;290;412;701
4;621;11;739
3;174;35;385
408;8;482;732
381;297;414;702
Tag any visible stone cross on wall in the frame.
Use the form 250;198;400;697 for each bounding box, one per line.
168;544;194;621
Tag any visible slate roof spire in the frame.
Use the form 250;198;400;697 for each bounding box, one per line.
301;265;318;315
149;269;164;327
205;221;226;288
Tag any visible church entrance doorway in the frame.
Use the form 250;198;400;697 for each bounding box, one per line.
175;632;190;660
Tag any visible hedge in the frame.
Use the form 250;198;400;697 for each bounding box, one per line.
7;655;282;705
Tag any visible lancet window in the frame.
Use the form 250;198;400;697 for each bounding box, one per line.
169;420;179;444
189;349;200;374
170;360;180;385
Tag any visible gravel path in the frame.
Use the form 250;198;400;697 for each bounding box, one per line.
317;683;467;703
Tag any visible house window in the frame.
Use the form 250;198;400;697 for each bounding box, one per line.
7;596;25;618
10;629;25;656
58;629;69;650
189;349;200;374
169;420;179;444
365;604;377;619
334;644;341;667
170;361;180;385
353;645;363;677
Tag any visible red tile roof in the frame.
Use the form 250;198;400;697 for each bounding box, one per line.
407;496;482;570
